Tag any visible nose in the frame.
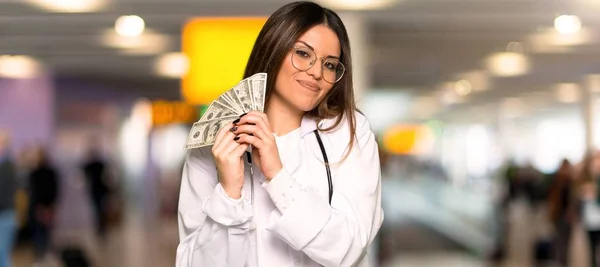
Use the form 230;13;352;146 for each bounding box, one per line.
306;60;322;80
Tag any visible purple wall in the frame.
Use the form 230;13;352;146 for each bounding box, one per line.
0;74;54;155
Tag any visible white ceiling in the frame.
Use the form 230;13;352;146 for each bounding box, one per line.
1;0;600;115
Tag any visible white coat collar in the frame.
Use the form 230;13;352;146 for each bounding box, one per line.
299;114;340;138
284;114;340;177
300;116;318;138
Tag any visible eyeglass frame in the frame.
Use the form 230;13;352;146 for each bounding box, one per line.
290;46;345;84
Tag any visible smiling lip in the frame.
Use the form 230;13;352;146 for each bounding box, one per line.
297;80;320;92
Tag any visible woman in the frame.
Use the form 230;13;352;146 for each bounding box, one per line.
547;159;576;266
176;1;383;267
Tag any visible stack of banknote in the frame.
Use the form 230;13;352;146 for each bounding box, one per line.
185;73;267;149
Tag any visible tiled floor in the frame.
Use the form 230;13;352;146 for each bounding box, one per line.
13;210;590;267
12;168;180;267
13;213;179;267
9;182;592;267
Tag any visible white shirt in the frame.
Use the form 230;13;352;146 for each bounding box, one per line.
176;111;384;267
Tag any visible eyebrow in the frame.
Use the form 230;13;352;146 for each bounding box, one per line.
297;40;340;60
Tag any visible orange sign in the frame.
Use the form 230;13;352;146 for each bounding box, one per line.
152;100;198;126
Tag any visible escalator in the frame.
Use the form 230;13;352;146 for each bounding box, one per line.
380;177;496;257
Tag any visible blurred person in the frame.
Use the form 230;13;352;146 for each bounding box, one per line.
489;159;519;262
12;144;39;243
547;159;576;266
520;162;545;206
0;130;18;267
176;2;383;267
16;144;37;180
81;139;110;240
579;152;600;267
28;147;60;262
15;145;35;223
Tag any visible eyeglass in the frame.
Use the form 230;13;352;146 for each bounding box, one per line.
291;46;345;84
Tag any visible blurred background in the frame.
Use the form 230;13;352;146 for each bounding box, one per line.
1;0;600;266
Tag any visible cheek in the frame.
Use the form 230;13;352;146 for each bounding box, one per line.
318;84;335;100
276;61;298;87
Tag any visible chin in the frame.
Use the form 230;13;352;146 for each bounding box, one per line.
291;102;315;113
291;96;321;113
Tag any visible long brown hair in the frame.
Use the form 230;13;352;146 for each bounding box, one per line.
243;1;357;154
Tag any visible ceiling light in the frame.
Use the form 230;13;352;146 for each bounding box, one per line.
0;55;41;79
115;15;145;37
454;79;472;96
455;70;490;92
154;52;190;78
554;15;582;34
506;41;525;54
527;27;592;50
318;0;398;10
99;29;171;55
485;52;530;77
25;0;105;12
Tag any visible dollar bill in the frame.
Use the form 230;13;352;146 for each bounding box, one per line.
250;73;267;112
224;89;245;114
185;116;238;149
232;80;253;113
201;100;239;121
216;94;240;114
225;90;247;114
185;73;268;150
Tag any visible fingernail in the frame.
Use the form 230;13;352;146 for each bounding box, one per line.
234;136;240;141
240;113;248;117
233;119;240;124
230;126;238;132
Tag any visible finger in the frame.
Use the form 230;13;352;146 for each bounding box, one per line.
251;111;270;131
212;130;236;155
238;111;267;126
221;134;243;154
212;123;233;155
232;124;269;141
231;143;250;158
214;122;234;144
235;134;264;149
236;112;271;137
255;111;269;125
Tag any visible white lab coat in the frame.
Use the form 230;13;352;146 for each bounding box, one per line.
176;111;384;267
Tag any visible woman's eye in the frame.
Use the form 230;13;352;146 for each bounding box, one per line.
295;49;311;58
325;62;338;70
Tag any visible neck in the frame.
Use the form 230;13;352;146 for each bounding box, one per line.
265;95;304;136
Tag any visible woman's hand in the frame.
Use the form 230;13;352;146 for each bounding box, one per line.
211;121;249;199
232;111;283;181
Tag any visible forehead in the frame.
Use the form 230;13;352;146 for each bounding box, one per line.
296;24;341;57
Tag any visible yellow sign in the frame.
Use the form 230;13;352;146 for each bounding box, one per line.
152;100;198;126
182;17;267;105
